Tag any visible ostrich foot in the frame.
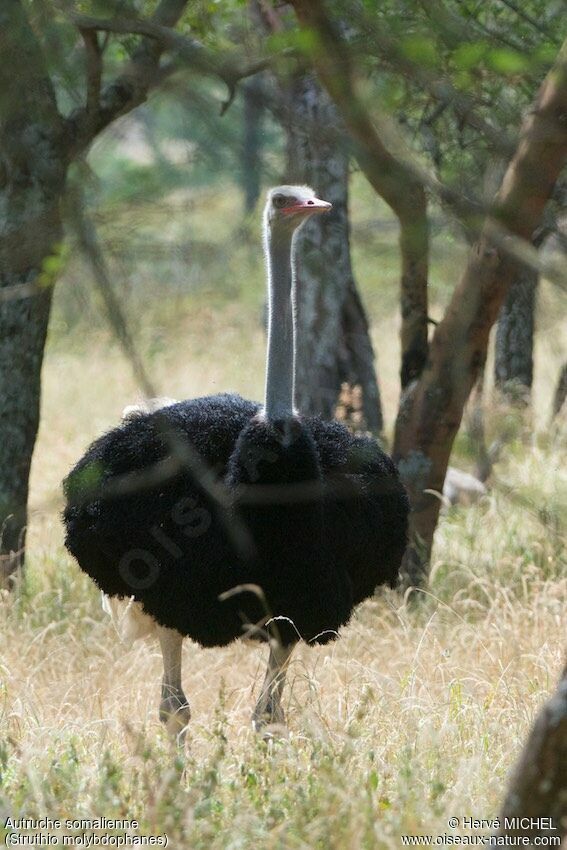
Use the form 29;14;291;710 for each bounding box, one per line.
252;708;289;741
158;626;189;744
160;690;191;742
252;695;286;733
252;642;295;738
252;703;289;740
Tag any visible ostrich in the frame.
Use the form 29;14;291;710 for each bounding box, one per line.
63;185;409;738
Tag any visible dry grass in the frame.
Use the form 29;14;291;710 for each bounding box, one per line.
1;493;565;847
1;184;566;847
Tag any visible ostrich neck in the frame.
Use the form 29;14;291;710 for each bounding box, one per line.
264;227;297;420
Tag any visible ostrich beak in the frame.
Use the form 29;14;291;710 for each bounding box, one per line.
282;197;332;215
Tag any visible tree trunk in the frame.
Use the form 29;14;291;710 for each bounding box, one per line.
0;0;190;587
494;261;538;405
393;44;567;586
289;0;430;394
494;176;563;407
285;72;383;432
0;0;66;587
495;663;567;842
465;368;494;483
290;1;567;586
552;361;567;421
241;76;264;214
0;286;58;588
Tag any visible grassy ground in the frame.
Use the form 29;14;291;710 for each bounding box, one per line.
1;178;566;847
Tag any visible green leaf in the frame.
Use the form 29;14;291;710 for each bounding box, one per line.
533;44;558;66
487;48;530;74
65;461;105;500
452;41;489;70
38;242;69;288
266;27;321;57
400;35;438;69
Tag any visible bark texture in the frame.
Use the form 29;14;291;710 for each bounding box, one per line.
285;72;383;431
494;263;537;402
0;0;66;585
494;166;563;405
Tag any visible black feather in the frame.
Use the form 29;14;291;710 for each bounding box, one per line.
63;392;408;647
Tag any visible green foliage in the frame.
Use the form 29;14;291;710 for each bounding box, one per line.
39;243;70;290
22;0;567;228
326;0;567;206
266;27;322;57
64;460;105;501
400;35;439;69
486;48;531;75
452;42;488;71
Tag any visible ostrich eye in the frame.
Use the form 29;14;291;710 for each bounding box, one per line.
272;195;288;209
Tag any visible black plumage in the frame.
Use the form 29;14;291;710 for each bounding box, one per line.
63;392;408;648
63;181;410;732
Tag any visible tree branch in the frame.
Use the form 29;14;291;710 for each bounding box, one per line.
416;0;487;50
420;0;535;55
66;6;279;153
394;39;567;584
77;26;102;136
290;0;430;388
352;8;515;157
495;0;560;44
65;0;189;157
70;12;219;78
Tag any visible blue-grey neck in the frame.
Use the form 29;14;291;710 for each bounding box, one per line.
264;225;297;420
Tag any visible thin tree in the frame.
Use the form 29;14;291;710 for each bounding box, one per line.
0;0;268;586
551;361;567;421
284;71;383;431
289;0;567;585
494;263;538;404
256;2;383;429
241;76;265;215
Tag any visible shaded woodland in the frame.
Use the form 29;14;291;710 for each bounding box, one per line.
0;0;566;841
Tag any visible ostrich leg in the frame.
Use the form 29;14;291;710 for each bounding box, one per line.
253;642;296;732
157;625;190;742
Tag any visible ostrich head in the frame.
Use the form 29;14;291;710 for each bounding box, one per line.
263;185;332;421
264;185;332;237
